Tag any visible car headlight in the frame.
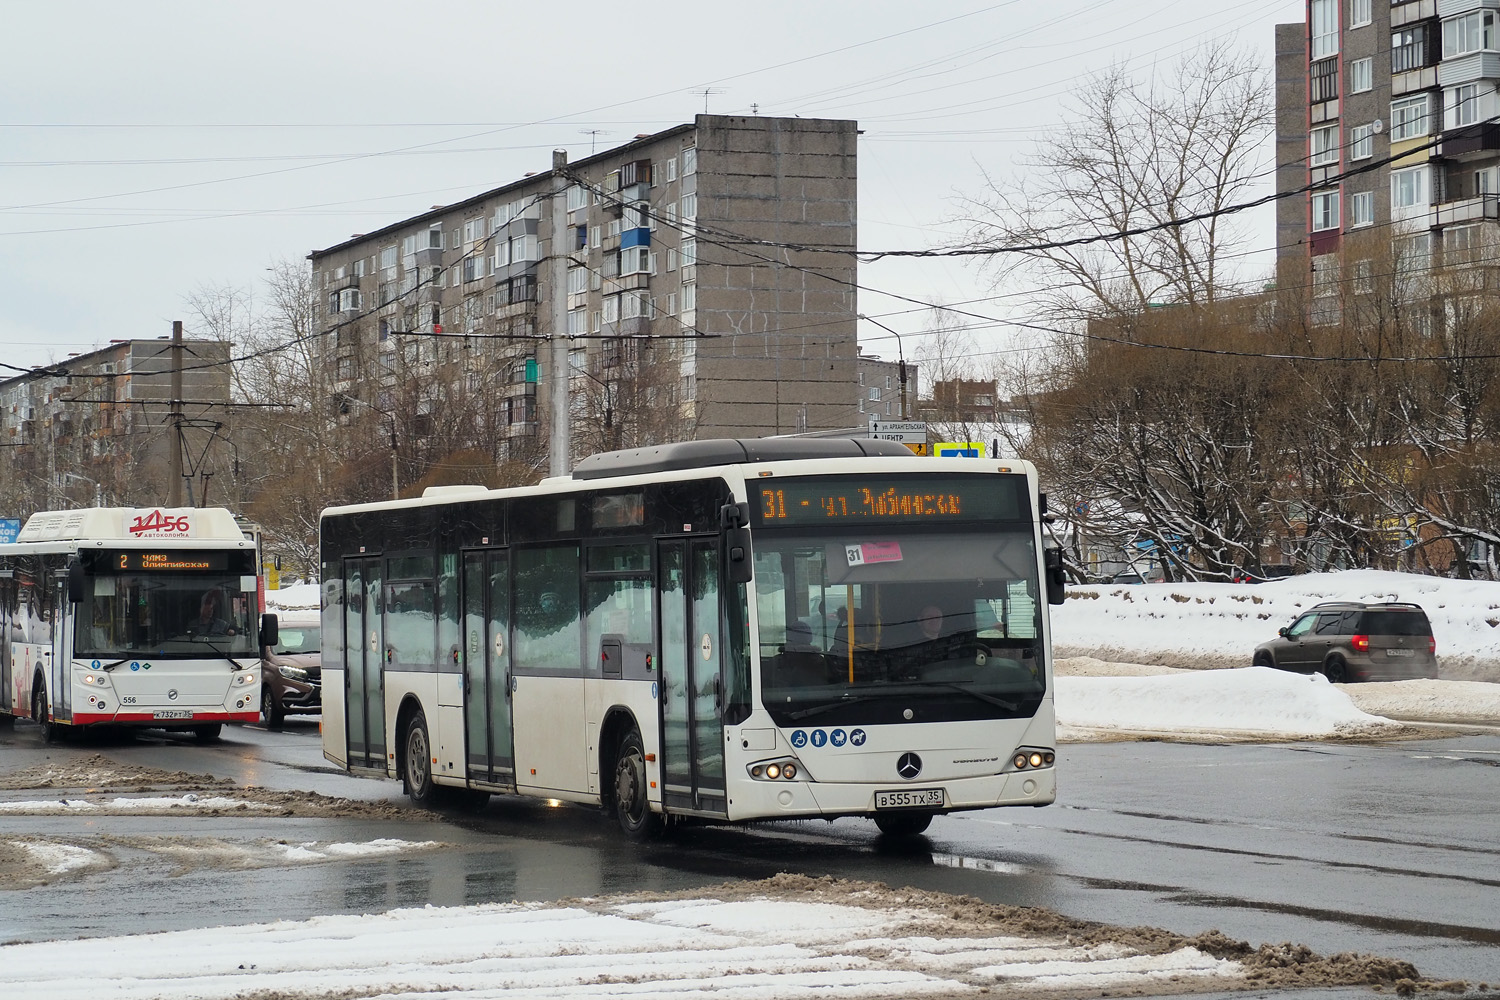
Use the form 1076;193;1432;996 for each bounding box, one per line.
278;665;310;682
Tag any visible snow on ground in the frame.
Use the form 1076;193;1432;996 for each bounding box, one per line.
265;582;319;613
0;893;1247;1000
1055;666;1402;741
0;794;279;814
1055;569;1500;681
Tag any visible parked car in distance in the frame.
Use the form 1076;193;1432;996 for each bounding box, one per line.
1252;601;1437;683
261;611;321;728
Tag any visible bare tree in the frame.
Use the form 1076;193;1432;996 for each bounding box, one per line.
961;41;1272;317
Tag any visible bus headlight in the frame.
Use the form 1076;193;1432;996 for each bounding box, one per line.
1008;747;1055;772
234;671;259;686
80;673;110;688
748;758;808;781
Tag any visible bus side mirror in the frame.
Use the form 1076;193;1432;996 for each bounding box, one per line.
260;613;279;650
1044;547;1067;606
66;560;86;604
720;502;753;586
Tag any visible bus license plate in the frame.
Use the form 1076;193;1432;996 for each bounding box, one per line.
876;788;943;809
153;710;193;720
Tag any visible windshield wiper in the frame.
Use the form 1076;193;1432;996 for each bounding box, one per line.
98;657;132;672
198;639;254;671
914;682;1018;712
788;695;874;721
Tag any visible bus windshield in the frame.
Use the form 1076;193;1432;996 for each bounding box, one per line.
753;528;1046;727
76;572;259;658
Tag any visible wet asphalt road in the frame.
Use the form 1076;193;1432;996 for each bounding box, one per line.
2;718;1498;987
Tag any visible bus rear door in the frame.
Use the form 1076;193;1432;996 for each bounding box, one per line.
657;538;727;816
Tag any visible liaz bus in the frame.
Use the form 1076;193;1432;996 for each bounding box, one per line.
0;506;268;742
319;438;1065;838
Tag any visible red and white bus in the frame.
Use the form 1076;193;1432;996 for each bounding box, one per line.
0;506;265;741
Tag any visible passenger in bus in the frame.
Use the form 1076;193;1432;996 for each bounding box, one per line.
918;604;945;641
188;588;233;636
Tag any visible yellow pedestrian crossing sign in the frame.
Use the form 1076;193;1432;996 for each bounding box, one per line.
934;441;985;458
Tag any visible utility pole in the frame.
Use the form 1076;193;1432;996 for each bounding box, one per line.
548;149;572;477
169;320;184;506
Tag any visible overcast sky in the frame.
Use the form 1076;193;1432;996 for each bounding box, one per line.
0;0;1302;378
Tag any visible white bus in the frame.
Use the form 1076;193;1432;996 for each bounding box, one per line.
0;506;266;742
319;439;1065;837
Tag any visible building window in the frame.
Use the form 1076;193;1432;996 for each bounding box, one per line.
1391;25;1431;73
665;157;677;183
510;234;539;263
1353;259;1374;293
680;238;697;267
566;185;587;212
462;255;486;283
1311;190;1341;231
1311;58;1339;104
567;265;588;295
682;283;696;312
1443;10;1498;58
1478;166;1500;195
567;308;587;336
1349;57;1372;94
1391;165;1430;216
1310;125;1340;166
682;146;697;175
680;192;697;220
1349;0;1370;29
1350;190;1375;227
1445;224;1484;263
1350;123;1374;160
1447;83;1482;129
380;245;398;273
1389;95;1430;141
869;387;880;401
620;247;651;276
603;295;620;324
1311;0;1339;59
462;217;487;245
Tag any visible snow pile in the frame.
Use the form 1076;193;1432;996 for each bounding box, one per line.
0;795;279;814
1055;667;1402;741
265;582;318;613
1055;569;1500;680
0;897;1243;1000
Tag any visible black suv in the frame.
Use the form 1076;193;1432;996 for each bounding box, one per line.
1252;601;1437;682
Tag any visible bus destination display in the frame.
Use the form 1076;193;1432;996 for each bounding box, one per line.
115;552;228;572
756;475;1024;526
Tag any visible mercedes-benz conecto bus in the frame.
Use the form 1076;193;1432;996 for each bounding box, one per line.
0;507;266;741
319;438;1065;837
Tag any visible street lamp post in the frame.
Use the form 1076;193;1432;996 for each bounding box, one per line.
856;314;908;420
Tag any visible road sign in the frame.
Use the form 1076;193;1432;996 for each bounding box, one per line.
0;518;19;544
934;441;985;458
868;420;927;444
903;443;928;456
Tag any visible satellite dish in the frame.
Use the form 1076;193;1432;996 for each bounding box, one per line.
1372;119;1385;133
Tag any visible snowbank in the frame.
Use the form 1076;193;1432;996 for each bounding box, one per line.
1055;666;1401;741
1055;569;1500;682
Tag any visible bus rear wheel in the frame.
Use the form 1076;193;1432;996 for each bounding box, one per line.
612;728;662;840
874;811;934;837
193;723;223;742
403;709;443;807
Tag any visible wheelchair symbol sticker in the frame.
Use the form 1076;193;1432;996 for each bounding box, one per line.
790;730;808;748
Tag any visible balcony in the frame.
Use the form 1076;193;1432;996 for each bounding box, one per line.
1441;121;1500;157
1435;194;1500;225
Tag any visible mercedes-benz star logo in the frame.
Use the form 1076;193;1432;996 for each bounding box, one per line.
167;689;178;701
896;752;922;780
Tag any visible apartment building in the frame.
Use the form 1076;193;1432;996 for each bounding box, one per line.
856;349;918;421
307;115;860;469
1277;0;1500;299
0;337;233;512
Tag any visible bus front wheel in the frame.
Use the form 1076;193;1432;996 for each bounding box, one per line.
612;728;663;840
32;683;57;744
403;710;442;807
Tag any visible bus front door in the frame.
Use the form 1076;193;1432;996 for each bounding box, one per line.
462;550;513;787
344;556;386;771
657;539;727;816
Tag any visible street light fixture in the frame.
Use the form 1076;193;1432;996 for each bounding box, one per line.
856;314;908;420
62;472;103;508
